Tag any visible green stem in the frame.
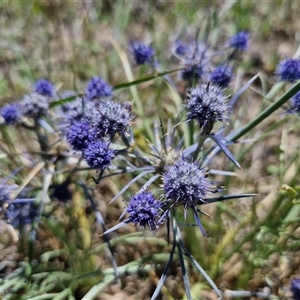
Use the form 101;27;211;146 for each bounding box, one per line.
230;80;300;143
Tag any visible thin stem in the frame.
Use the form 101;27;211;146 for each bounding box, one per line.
230;80;300;143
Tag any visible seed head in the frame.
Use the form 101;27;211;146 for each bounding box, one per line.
34;79;54;97
126;191;161;231
275;58;300;83
228;31;249;51
95;100;133;138
1;103;21;124
83;140;115;170
185;83;229;129
210;65;233;87
130;41;154;65
86;77;113;101
20;93;49;118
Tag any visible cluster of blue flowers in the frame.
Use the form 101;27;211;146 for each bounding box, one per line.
2;27;300;300
1;30;299;257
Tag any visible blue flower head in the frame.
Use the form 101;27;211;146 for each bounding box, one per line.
185;83;229;130
67;119;95;151
1;103;21;124
95;100;133;138
130;41;154;65
86;77;113;101
126;191;161;231
163;157;218;236
34;79;54;97
163;158;212;207
275;58;300;83
83;140;115;170
228;31;249;51
210;65;233;87
290;277;300;300
20;93;49;118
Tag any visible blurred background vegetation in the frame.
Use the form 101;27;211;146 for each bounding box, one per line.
1;1;300;299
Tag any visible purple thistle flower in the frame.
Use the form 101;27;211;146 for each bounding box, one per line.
130;41;154;65
67;119;95;151
1;103;21;124
83;140;115;170
0;181;11;206
275;58;300;83
163;157;218;236
185;83;229;131
163;158;213;207
94;100;133;138
126;191;161;231
290;277;300;300
228;31;249;51
20;93;49;118
210;65;233;87
86;77;113;101
34;79;54;97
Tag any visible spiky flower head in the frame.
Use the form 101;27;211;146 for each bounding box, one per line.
228;31;249;51
290;278;300;300
83;140;115;170
185;83;229;131
163;158;214;207
0;180;11;206
210;65;233;87
20;93;49;118
86;77;113;101
34;79;54;97
126;191;161;231
1;103;21;125
275;58;300;83
94;100;133;138
130;41;154;65
163;157;219;236
67;119;95;151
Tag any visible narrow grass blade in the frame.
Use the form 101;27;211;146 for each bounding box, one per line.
151;238;177;300
179;239;222;299
176;230;192;300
